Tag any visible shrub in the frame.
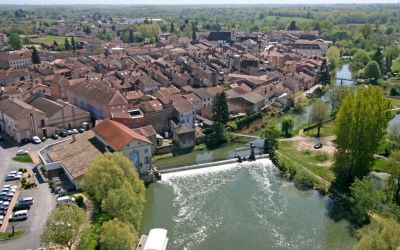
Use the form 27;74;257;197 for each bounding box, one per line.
293;171;314;189
21;177;27;185
236;112;262;130
75;196;85;209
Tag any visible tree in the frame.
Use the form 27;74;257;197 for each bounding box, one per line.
387;124;400;152
326;46;340;68
170;22;175;33
387;151;400;206
64;37;71;51
333;87;392;186
206;123;228;147
101;184;144;230
261;126;280;153
350;177;382;224
31;47;41;64
359;24;372;39
354;214;400;250
317;59;330;85
71;36;76;50
288;20;296;31
372;47;384;74
84;26;91;35
310;100;329;137
9;33;22;50
351;50;369;71
293;92;308;113
82;153;145;204
191;22;197;41
385;45;400;73
128;30;134;43
391;58;400;74
364;61;381;84
99;219;138;250
327;85;352;112
41;204;89;250
281;116;294;137
212;92;229;125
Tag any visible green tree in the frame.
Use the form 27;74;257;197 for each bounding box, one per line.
287;20;296;31
364;61;381;84
351;50;369;71
261;126;280;153
82;153;145;204
317;59;330;85
99;219;138;250
310;100;330;137
350;177;382;224
206;123;228;147
354;214;400;250
387;151;400;206
293;92;308;113
372;47;384;74
191;22;197;41
385;45;400;73
391;58;400;74
71;36;76;52
333;87;392;186
327;46;340;68
41;204;89;250
31;47;41;64
9;33;22;50
212;92;229;125
128;30;134;43
101;184;144;230
64;37;71;51
170;22;175;33
359;24;372;39
281;116;294;138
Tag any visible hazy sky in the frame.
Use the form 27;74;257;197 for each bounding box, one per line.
1;0;397;5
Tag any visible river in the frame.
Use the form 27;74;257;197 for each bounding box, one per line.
140;159;355;250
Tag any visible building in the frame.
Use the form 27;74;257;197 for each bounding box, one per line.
172;99;195;128
0;51;32;70
0;98;47;143
26;95;91;136
67;80;128;120
207;27;237;47
92;119;153;177
0;33;8;42
173;125;196;152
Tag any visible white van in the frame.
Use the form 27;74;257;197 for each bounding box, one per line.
57;196;75;205
10;210;28;221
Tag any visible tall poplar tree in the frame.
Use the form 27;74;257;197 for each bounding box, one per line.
333;87;392;186
212;92;229;125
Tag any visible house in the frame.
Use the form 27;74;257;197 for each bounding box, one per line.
207;27;237;47
67;80;128;120
193;88;213;109
133;125;159;154
0;51;32;70
183;93;202;111
111;109;145;129
92;119;153;177
0;33;7;42
172;99;195;128
0;98;47;143
26;95;91;136
229;92;266;114
173;125;196;152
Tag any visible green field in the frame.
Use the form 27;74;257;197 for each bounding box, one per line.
277;140;335;182
31;35;75;45
12;154;33;163
389;97;400;108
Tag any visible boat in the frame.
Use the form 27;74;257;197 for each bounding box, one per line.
137;228;168;250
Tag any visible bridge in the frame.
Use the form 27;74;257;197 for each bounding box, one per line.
233;133;262;139
334;77;354;82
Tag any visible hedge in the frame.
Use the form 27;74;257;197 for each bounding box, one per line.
236;112;262;130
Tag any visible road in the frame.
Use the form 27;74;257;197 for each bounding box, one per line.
0;134;58;250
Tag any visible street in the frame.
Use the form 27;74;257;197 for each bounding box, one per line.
0;134;58;250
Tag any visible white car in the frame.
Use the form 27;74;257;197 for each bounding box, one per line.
16;149;29;156
71;129;79;134
32;136;41;144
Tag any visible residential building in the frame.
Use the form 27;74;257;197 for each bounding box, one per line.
0;51;32;70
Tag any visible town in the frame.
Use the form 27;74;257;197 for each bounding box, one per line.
0;3;399;250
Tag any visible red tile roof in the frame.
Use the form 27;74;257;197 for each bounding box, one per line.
92;119;151;151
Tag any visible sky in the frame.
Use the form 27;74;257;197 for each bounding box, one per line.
0;0;397;5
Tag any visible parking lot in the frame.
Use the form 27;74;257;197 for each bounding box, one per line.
0;134;59;250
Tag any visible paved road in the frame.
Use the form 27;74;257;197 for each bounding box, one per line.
0;134;58;250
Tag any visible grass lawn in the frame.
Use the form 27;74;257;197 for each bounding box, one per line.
277;140;335;182
372;159;391;173
303;121;336;138
31;35;75;45
389;97;400;108
12;154;33;163
0;231;24;241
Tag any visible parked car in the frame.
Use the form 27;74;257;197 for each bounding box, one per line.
0;201;9;209
0;193;14;201
14;202;31;211
10;210;28;221
67;130;74;135
5;174;21;181
78;128;85;133
72;129;79;134
0;215;4;225
0;135;3;141
51;134;59;140
19;197;34;205
42;137;47;142
58;131;68;138
9;171;22;175
57;196;75;205
32;136;41;144
16;149;29;156
314;143;323;149
0;210;6;216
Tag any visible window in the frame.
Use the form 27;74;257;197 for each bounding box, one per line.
144;148;148;154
